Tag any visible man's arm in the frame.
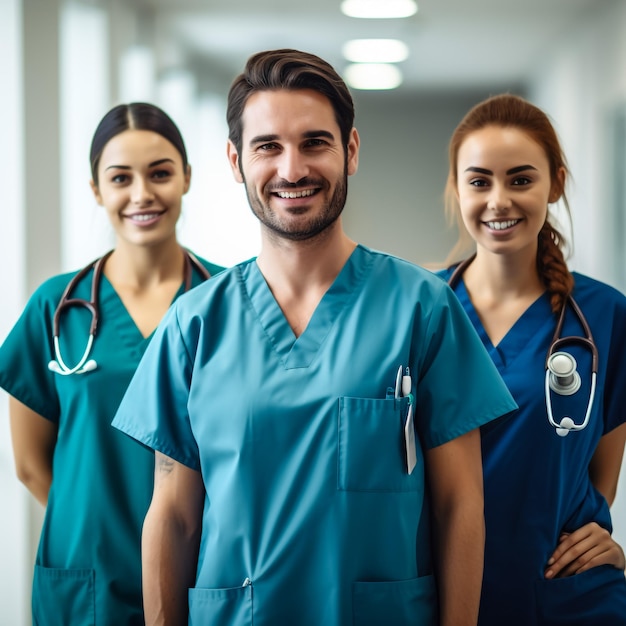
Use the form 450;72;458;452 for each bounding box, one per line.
143;452;205;626
9;396;57;507
424;428;484;626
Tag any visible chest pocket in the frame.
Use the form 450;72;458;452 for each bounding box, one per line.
337;396;422;492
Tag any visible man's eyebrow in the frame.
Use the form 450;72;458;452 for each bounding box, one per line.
249;134;279;146
248;130;336;146
302;130;335;140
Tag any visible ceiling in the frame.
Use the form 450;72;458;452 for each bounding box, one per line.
135;0;602;96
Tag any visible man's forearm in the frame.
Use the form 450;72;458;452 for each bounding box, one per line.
434;502;485;626
142;506;200;625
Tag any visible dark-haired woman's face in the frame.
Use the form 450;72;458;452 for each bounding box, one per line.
456;125;554;259
90;129;190;249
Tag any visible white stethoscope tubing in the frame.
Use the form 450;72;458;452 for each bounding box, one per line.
545;368;597;436
50;334;96;375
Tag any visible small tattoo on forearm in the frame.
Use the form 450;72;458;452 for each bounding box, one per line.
157;456;174;474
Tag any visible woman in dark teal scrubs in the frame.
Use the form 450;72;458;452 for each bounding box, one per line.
439;93;626;625
0;102;224;625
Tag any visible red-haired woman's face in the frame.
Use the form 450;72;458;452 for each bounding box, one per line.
456;125;555;259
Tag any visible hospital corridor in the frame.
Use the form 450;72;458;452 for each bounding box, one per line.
2;0;626;623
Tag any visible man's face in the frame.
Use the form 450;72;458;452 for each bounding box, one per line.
227;88;359;242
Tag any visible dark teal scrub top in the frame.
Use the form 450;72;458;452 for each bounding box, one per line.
0;253;224;626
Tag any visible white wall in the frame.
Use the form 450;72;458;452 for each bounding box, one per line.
344;89;509;266
1;0;30;624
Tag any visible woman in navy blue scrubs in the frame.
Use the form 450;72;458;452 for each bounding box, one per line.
439;93;626;626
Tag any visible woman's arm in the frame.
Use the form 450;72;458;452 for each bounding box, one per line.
142;452;204;626
425;428;485;626
589;422;626;506
9;396;57;506
545;422;626;578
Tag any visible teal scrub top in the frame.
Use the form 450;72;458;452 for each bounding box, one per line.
0;253;224;626
113;245;517;626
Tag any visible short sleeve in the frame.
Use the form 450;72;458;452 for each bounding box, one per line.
414;283;517;448
601;288;626;434
112;302;201;470
0;279;64;422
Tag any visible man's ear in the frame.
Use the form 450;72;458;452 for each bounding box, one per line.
90;179;103;205
346;127;360;177
227;140;244;183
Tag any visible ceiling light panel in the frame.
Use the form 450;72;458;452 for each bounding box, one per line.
344;63;403;90
342;39;409;63
340;0;418;19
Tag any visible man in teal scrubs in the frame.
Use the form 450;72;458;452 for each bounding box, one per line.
113;49;517;626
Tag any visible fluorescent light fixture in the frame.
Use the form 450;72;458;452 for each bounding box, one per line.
340;0;418;19
342;39;409;63
344;63;403;90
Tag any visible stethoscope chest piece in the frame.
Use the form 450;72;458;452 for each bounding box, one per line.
547;351;581;396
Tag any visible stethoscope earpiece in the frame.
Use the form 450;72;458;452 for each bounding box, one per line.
48;357;98;376
82;359;97;372
555;417;576;437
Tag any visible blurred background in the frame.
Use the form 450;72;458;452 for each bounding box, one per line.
2;0;626;622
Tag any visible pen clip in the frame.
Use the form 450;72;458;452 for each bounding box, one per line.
394;365;403;399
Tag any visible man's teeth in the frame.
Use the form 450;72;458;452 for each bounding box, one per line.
486;219;519;230
276;189;315;199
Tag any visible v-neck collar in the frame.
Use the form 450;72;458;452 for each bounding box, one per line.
99;274;187;345
239;245;372;369
454;278;554;369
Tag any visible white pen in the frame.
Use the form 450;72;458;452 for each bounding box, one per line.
401;367;412;398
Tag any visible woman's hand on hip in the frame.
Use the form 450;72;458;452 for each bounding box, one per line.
544;522;626;579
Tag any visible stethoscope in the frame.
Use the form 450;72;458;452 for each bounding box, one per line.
448;255;598;437
48;249;211;376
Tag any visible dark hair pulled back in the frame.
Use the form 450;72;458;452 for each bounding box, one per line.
89;102;188;185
